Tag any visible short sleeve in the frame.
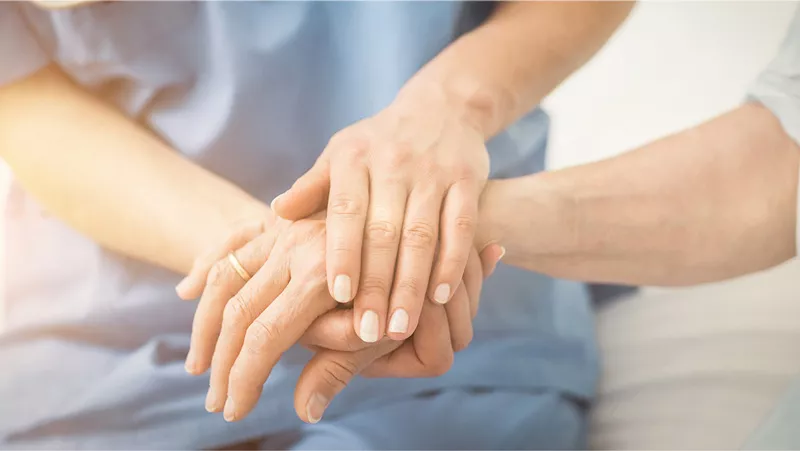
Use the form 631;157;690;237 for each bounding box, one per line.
0;3;50;87
746;9;800;257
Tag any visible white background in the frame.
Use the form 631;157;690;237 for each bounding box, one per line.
0;2;798;324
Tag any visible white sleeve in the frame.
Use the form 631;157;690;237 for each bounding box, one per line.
746;8;800;257
0;4;50;87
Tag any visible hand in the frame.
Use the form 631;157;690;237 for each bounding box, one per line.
272;92;490;345
179;217;504;423
293;244;504;424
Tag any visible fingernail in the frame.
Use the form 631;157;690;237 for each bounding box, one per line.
223;396;237;422
498;246;507;261
433;284;451;304
359;310;379;343
175;276;192;298
388;308;409;334
333;275;352;303
270;192;285;211
205;387;223;413
184;350;196;374
306;393;329;424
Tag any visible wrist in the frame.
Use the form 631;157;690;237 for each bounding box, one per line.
395;73;517;140
476;174;580;260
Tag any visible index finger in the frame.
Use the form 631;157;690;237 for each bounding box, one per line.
176;219;266;300
186;230;277;375
326;156;369;304
224;279;336;421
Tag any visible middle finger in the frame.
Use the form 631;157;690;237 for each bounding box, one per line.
188;230;278;375
204;244;290;412
353;175;407;343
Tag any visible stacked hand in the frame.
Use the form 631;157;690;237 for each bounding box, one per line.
178;92;501;423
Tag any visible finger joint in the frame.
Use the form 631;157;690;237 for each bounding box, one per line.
402;222;436;250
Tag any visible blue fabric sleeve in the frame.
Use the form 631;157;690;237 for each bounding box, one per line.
0;4;49;87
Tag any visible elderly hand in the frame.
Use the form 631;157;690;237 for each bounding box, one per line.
292;243;503;424
271;90;490;344
179;217;503;423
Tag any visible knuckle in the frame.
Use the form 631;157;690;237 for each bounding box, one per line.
453;215;476;236
359;275;390;299
320;356;360;390
402;222;436;249
384;144;413;169
245;319;280;355
206;262;228;288
418;158;439;176
223;294;255;328
453;163;478;181
329;195;365;219
395;276;424;300
366;220;399;244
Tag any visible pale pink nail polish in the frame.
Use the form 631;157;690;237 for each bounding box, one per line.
433;284;451;304
388;309;409;334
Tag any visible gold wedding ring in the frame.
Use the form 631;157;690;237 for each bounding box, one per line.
227;252;251;282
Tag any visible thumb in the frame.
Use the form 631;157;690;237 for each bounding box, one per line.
272;157;331;220
479;243;506;279
294;340;399;424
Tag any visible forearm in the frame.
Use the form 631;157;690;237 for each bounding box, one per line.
478;103;799;286
397;1;634;138
0;66;269;274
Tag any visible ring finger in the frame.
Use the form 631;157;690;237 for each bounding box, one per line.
187;230;279;375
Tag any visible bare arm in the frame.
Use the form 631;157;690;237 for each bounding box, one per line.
0;66;269;274
477;103;799;286
397;1;636;139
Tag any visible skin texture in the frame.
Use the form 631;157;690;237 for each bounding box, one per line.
477;103;799;285
1;1;633;426
0;66;269;274
0;64;504;424
180;218;501;423
272;2;635;344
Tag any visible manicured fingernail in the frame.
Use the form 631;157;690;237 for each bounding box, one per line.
434;284;451;304
333;275;351;303
223;396;236;422
205;387;223;413
388;308;409;334
359;310;379;343
306;393;329;424
175;276;192;298
498;246;507;261
270;192;285;211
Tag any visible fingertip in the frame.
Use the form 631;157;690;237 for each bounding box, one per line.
175;276;198;300
386;308;411;340
305;392;329;424
332;274;352;304
357;310;380;343
432;283;451;305
479;243;505;278
270;192;286;214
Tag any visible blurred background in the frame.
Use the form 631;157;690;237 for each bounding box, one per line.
0;2;799;447
1;1;796;314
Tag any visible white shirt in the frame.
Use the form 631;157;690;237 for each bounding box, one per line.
747;7;800;257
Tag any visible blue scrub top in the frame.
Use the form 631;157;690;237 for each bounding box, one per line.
0;2;597;448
